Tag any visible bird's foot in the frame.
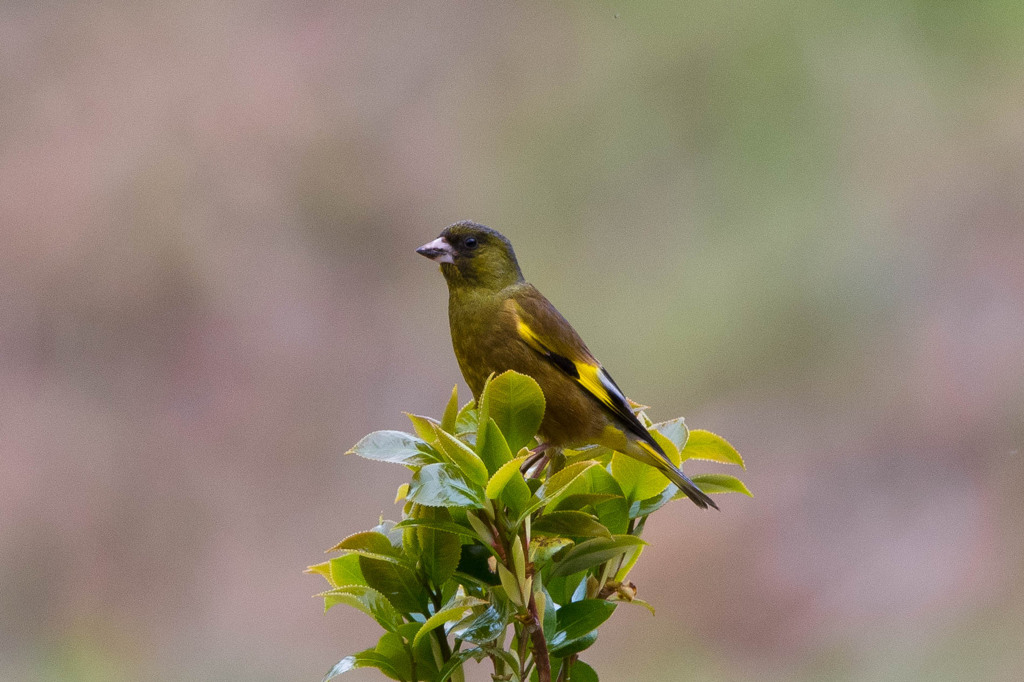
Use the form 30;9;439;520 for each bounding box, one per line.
520;442;550;479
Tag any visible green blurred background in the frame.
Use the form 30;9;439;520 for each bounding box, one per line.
3;1;1022;680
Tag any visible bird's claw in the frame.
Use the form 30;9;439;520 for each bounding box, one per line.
520;442;550;478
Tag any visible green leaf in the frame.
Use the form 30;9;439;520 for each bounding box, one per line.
551;630;598;658
551;493;620;513
552;600;617;644
550;535;646;578
413;506;463;586
568;661;599;682
618;597;656;615
413;593;489;647
436;647;520;682
329;554;366;587
395;620;422;642
497;564;523;607
441;385;460;433
475;372;496;425
531;586;547;634
680;429;745;468
594;501;628;537
613;543;643;582
550;600;616;657
651;416;688;453
323;649;407;682
403;622;442;682
392;518;480;542
319;584;402;632
405;413;440;444
330;531;409;566
452;599;514;644
358;556;429;614
372;519;405;548
501;466;534;519
518;461;599;523
545;572;586;606
610;431;680;502
651;429;681;464
539;461;601;500
690;473;753;497
532;511;611;539
609;451;650;502
579;466;626;498
485;455;529;499
550;465;628;536
435;649;480;682
477;418;513;476
465;511;495;545
306;560;332;583
530;536;574;565
512;539;527;586
544;463;616;507
409;463;485;508
564;443;614;461
612;452;671;502
433;425;489;487
479;371;545;452
455;399;478;434
347;430;442;466
373;632;414;682
628;484;678;519
541;590;557;640
488;648;522;680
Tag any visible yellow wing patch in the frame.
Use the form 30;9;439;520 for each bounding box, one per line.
514;313;618;406
516;317;548;356
512;302;640;433
573;362;619;413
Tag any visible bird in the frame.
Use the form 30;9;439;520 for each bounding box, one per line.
416;221;717;510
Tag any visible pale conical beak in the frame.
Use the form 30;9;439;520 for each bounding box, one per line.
416;237;455;264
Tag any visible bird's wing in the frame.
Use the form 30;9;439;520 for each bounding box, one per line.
508;287;658;447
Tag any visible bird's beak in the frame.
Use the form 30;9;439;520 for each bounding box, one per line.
416;237;455;264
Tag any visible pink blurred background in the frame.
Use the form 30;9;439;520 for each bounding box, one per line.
2;2;1022;680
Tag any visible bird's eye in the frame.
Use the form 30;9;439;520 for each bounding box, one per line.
464;237;478;248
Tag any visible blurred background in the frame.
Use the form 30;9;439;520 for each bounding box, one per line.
2;1;1022;680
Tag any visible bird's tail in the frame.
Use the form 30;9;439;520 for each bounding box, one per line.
630;440;719;510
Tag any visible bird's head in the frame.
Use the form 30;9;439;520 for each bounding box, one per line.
417;221;524;291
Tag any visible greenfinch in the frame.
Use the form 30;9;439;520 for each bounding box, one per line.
417;221;716;510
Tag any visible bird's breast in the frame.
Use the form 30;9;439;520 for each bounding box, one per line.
447;291;509;397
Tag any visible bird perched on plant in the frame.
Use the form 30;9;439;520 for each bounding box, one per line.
416;221;717;510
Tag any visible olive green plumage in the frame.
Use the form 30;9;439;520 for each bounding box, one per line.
417;221;716;510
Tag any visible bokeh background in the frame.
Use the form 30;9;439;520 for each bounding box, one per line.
3;1;1023;680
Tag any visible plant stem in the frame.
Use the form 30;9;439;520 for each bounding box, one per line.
516;624;529;681
432;628;453;665
588;559;613;599
403;641;419;682
428;587;454;663
488;645;506;680
522;657;535;681
614;515;647;578
490;511;509;564
559;654;580;682
527;589;551;681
